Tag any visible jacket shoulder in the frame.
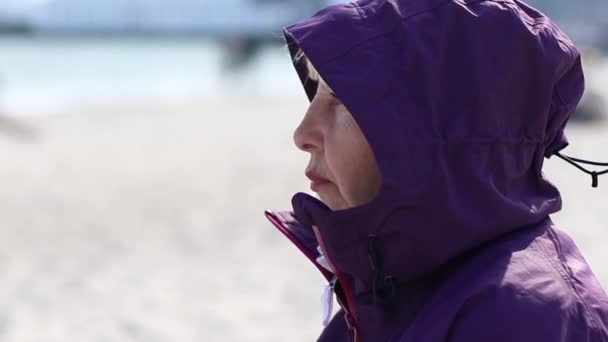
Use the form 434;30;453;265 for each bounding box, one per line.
403;223;608;342
446;225;608;342
447;282;605;341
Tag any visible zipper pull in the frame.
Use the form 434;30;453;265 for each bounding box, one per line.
321;275;338;326
316;245;333;272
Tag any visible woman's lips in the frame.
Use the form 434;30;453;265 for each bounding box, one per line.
310;179;331;191
305;170;331;191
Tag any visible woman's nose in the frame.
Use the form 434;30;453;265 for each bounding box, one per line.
293;108;323;152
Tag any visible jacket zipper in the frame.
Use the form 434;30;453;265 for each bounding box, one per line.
312;225;360;342
265;211;360;342
322;275;338;326
264;210;333;281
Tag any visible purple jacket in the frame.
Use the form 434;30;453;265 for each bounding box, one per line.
265;0;608;341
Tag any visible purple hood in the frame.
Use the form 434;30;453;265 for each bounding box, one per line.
265;0;608;341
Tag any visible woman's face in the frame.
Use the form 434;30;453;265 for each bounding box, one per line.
293;79;381;210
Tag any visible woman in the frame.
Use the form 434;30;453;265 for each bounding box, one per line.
264;0;608;341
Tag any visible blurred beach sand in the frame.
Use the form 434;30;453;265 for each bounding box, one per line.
0;91;606;341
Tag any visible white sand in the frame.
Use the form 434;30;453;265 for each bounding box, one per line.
0;93;606;341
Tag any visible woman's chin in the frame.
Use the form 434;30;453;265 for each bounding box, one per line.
316;193;349;211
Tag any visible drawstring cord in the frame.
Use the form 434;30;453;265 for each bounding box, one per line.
367;235;396;306
367;235;382;304
553;151;608;188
